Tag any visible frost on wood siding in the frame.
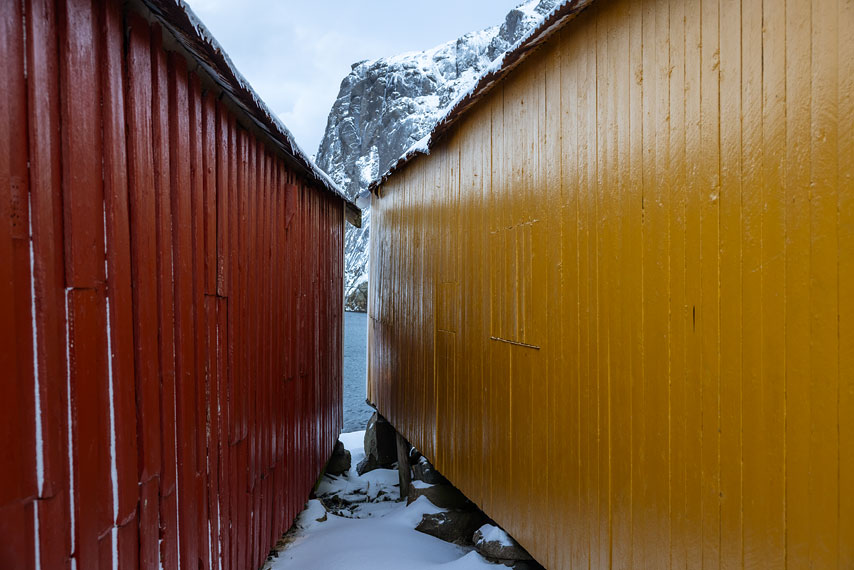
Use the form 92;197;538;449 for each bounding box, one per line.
368;0;854;568
1;1;344;569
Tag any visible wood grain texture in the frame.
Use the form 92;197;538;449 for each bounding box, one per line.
3;1;346;568
369;1;854;568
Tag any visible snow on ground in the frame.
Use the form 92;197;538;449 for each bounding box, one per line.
475;524;515;548
264;431;498;570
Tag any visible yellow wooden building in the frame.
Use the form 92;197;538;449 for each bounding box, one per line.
367;0;853;567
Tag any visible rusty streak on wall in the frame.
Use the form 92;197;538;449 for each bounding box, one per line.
0;0;345;568
368;0;854;568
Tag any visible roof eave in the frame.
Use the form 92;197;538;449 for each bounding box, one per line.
369;0;596;194
139;0;362;227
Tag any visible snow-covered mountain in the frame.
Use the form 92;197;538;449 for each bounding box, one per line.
315;0;557;311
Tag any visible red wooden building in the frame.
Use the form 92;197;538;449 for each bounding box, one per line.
0;0;360;568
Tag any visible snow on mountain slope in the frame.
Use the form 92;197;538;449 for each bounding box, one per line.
315;0;557;311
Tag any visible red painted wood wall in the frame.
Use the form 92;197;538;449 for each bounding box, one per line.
0;0;345;568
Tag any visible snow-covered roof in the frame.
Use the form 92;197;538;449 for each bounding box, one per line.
138;0;362;227
369;0;596;193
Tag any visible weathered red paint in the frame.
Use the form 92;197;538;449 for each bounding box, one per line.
0;2;35;569
101;0;140;540
2;1;346;568
126;10;161;487
24;0;76;564
151;22;181;569
67;288;111;568
26;0;68;508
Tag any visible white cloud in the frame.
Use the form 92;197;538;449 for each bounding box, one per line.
187;0;520;155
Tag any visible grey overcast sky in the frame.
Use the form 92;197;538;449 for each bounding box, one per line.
187;0;522;158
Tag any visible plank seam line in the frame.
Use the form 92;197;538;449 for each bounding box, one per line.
488;336;541;350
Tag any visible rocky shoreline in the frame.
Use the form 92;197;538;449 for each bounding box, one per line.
264;416;543;569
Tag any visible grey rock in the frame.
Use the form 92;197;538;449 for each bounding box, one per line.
355;455;379;476
407;483;469;510
508;562;546;570
411;457;448;485
365;412;397;463
473;524;534;562
325;439;351;476
356;412;397;475
407;446;422;466
344;280;368;313
314;1;558;303
415;510;489;545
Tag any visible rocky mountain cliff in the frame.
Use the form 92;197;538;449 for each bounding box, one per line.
315;0;557;311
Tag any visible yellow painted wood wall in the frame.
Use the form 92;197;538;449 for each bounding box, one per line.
367;0;854;567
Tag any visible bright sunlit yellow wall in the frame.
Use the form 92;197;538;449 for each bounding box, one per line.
368;0;853;567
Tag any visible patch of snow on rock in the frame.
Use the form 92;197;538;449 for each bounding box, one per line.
476;524;515;548
295;499;328;531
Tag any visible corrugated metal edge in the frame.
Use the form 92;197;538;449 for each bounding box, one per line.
368;0;596;193
139;0;362;227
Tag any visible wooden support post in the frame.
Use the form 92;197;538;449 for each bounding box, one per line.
395;432;411;500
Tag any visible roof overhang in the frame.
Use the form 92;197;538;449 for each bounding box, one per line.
369;0;596;194
135;0;362;227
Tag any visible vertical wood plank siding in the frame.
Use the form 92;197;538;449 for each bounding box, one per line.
0;1;345;568
368;0;854;568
